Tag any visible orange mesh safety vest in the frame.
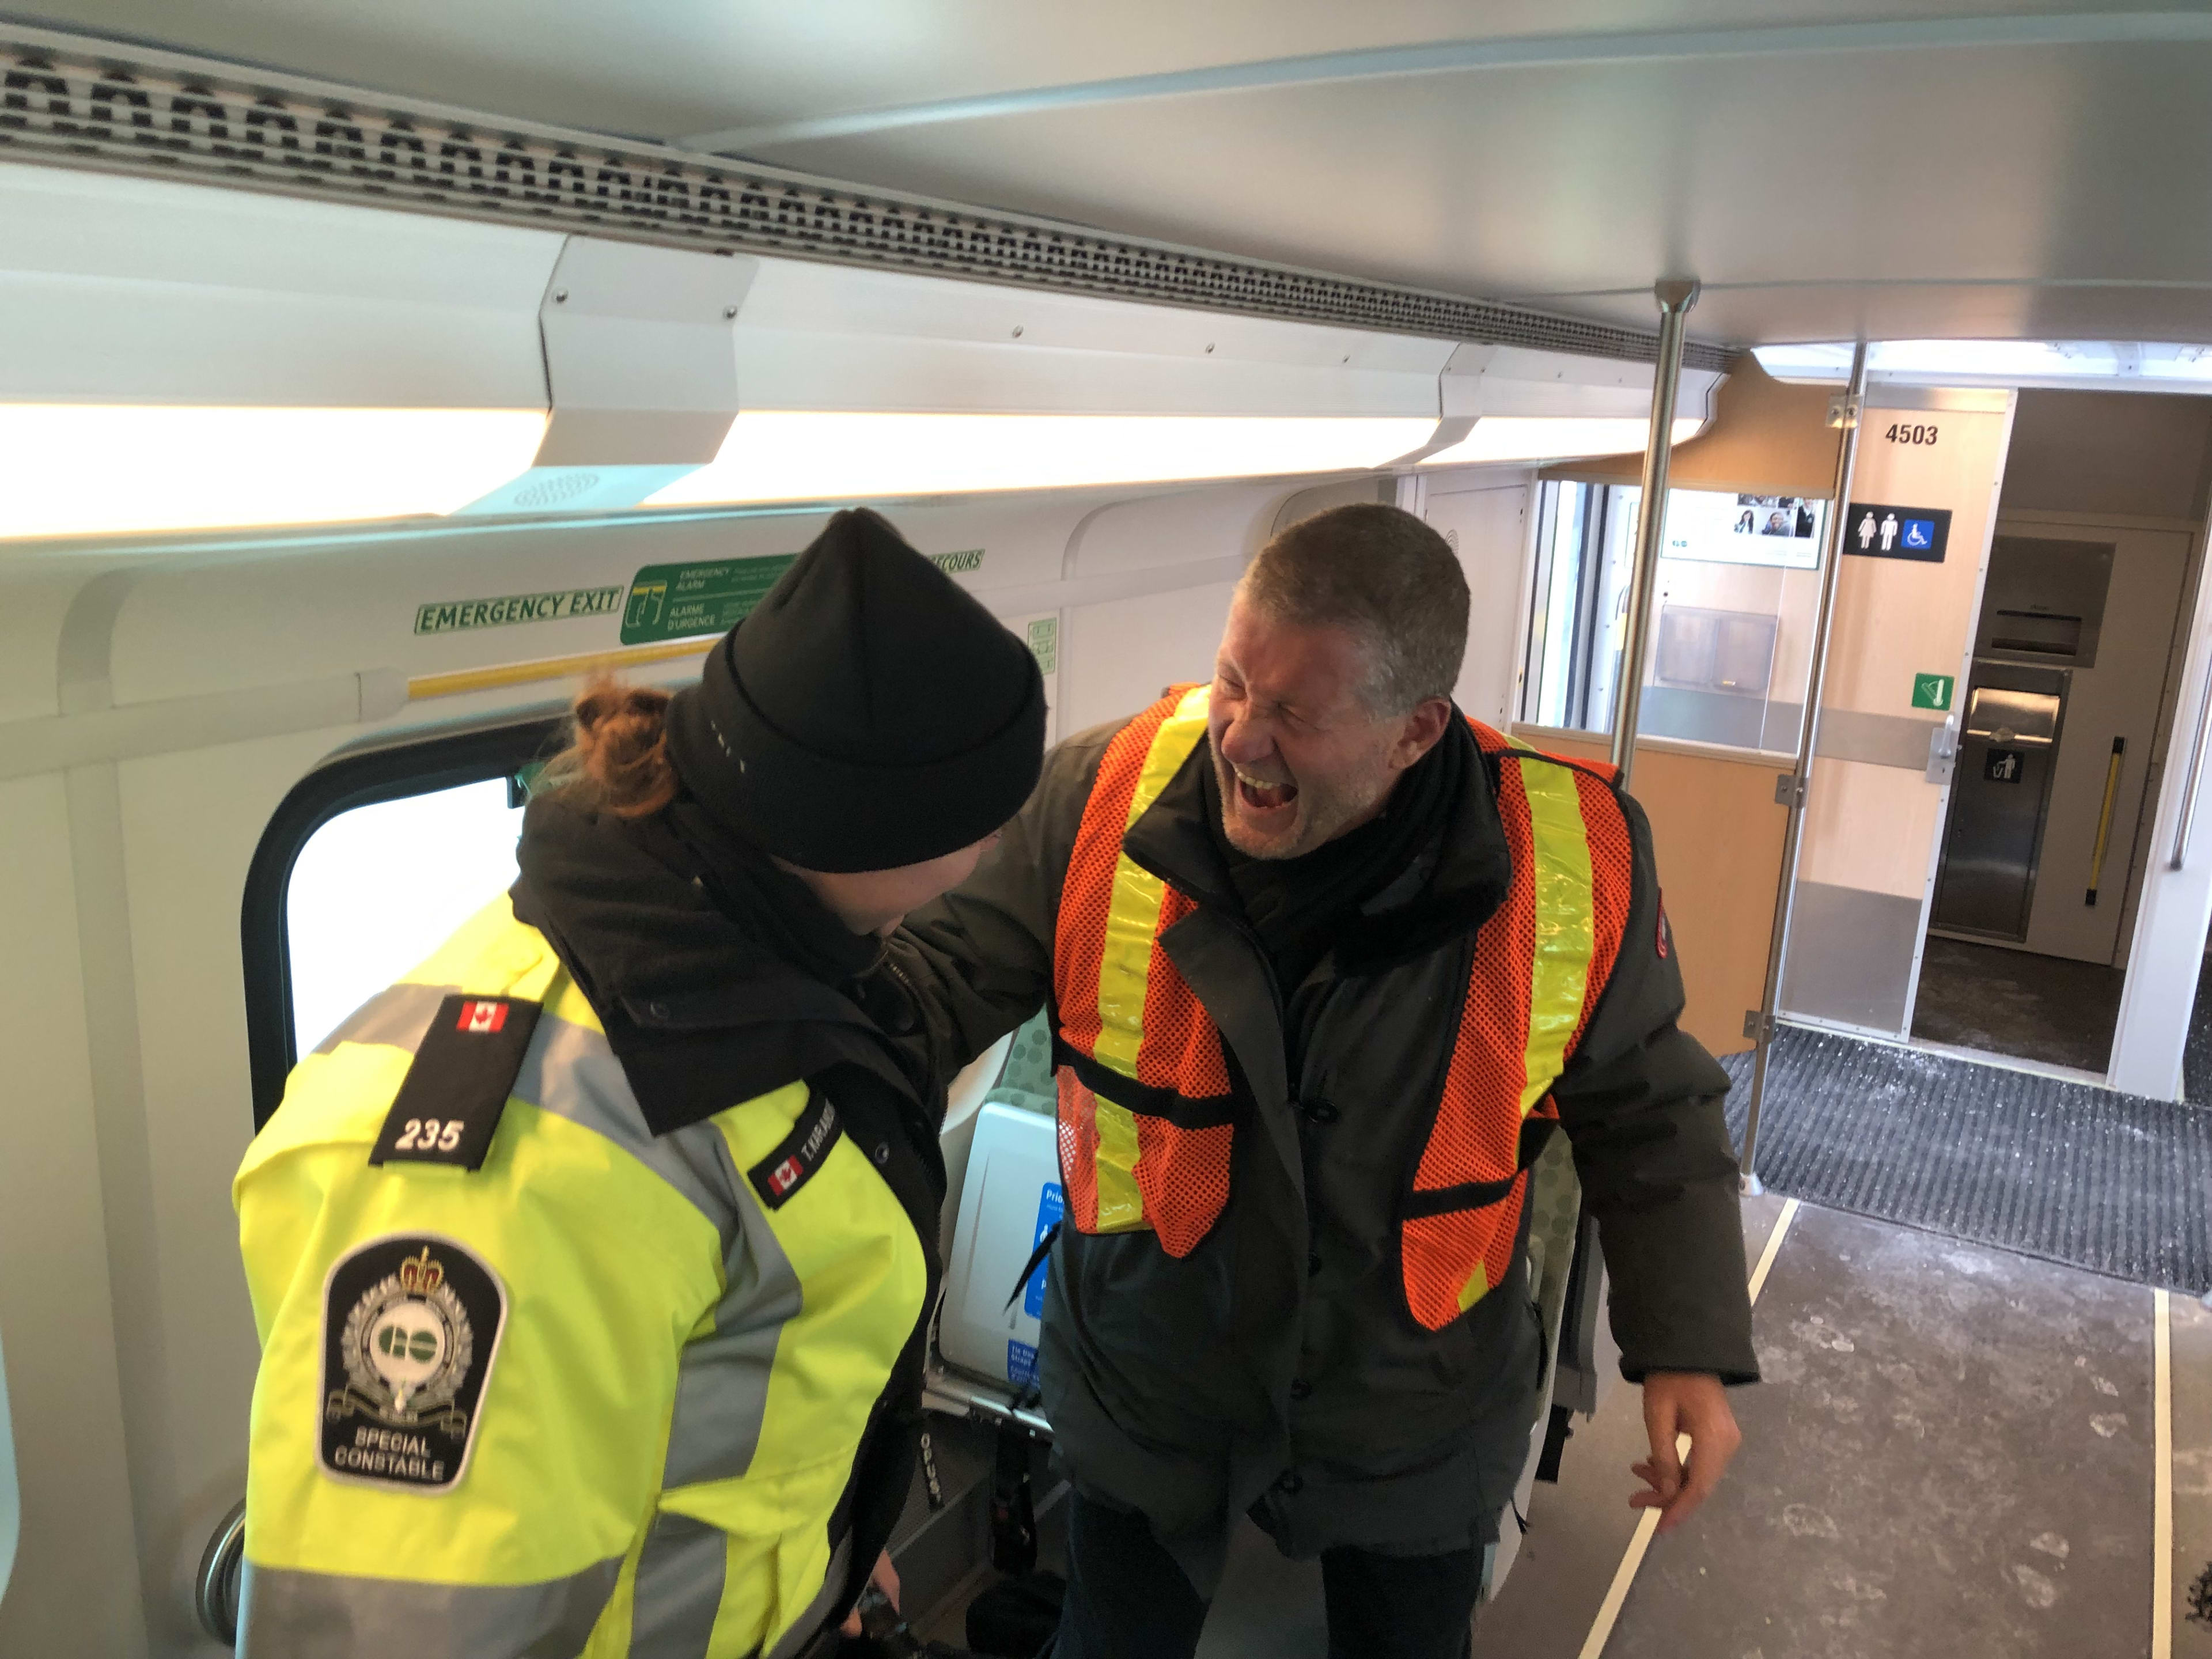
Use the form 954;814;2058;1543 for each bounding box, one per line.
1051;685;1633;1330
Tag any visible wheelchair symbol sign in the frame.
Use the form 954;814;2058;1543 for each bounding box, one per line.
1846;502;1951;562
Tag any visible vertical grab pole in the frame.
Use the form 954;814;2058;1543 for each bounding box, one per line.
1740;341;1869;1194
1609;279;1700;790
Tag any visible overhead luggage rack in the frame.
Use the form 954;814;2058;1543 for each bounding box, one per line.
0;22;1728;372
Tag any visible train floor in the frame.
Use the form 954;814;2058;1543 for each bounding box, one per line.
1910;934;2126;1074
910;1197;2205;1658
1474;1195;2205;1659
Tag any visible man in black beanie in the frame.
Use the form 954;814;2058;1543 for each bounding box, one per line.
233;507;1046;1659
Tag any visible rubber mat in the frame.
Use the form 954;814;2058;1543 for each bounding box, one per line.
1721;1026;2212;1293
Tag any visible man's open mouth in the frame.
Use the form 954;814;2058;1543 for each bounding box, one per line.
1234;768;1298;812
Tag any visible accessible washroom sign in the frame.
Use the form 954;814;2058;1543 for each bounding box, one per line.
1844;502;1952;563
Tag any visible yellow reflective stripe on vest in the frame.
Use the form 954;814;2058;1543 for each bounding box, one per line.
1518;759;1597;1116
1090;1094;1146;1231
1092;684;1213;1079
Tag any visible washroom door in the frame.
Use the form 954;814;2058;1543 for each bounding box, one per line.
1778;396;2014;1035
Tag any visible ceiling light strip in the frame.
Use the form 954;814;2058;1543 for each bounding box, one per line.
0;22;1728;373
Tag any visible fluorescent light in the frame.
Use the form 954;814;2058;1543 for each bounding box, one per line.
643;412;1441;507
1416;416;1706;467
0;406;549;540
1754;340;2212;388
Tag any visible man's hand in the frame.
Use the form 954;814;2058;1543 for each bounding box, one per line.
838;1550;901;1637
1630;1371;1741;1535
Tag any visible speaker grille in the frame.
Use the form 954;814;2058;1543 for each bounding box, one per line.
0;23;1730;373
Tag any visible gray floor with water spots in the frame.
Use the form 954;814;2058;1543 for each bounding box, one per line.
1476;1199;2179;1659
916;1199;2197;1657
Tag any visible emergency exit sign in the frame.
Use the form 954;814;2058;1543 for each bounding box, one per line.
1911;672;1956;711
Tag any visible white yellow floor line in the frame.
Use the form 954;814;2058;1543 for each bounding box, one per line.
2154;1287;2172;1659
1575;1198;1801;1659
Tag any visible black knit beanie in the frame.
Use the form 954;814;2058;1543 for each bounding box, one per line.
663;509;1046;873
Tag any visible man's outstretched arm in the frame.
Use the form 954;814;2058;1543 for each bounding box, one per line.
889;727;1112;1085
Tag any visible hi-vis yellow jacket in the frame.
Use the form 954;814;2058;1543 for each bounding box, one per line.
234;896;929;1659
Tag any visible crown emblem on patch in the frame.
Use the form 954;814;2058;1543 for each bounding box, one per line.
396;1248;444;1295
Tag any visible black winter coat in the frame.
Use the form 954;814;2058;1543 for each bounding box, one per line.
891;715;1758;1584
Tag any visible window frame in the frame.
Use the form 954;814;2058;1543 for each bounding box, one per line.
240;717;563;1129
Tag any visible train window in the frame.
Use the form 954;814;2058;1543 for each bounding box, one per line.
286;779;525;1054
242;718;562;1127
1521;480;1825;753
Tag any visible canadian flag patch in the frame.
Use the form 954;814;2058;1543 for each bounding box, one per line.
747;1095;842;1210
457;999;509;1035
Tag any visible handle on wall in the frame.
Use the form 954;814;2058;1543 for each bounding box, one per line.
2086;737;2126;906
195;1497;246;1647
2172;662;2212;871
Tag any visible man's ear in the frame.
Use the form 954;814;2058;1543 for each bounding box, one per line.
1391;697;1455;770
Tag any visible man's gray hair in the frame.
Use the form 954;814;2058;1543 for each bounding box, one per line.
1237;502;1469;717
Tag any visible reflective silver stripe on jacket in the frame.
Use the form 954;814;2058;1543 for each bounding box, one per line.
628;1512;728;1659
661;1150;803;1490
237;1555;622;1659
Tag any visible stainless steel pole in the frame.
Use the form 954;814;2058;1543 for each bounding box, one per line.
1609;278;1700;790
1739;341;1869;1195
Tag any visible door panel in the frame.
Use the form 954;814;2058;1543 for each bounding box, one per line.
1516;729;1789;1058
1998;521;2193;963
1779;399;2014;1036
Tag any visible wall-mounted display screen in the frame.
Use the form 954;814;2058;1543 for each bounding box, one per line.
1662;487;1826;569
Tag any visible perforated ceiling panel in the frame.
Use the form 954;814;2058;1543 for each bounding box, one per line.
0;23;1729;373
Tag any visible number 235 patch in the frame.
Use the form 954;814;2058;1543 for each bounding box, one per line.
370;995;542;1171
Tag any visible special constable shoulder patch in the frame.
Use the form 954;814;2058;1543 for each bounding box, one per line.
319;1234;507;1493
747;1093;841;1209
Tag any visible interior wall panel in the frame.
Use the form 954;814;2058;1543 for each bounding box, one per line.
1423;473;1534;730
116;732;349;1655
1062;581;1239;738
0;775;149;1658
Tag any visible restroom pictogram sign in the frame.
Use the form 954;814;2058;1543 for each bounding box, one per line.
1847;503;1952;563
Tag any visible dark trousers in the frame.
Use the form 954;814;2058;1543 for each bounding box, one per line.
1052;1493;1480;1659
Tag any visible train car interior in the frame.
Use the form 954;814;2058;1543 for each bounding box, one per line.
4;5;2212;1656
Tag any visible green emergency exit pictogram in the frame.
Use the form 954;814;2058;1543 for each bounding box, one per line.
1911;672;1955;711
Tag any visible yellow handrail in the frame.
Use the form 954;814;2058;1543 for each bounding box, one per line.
407;638;714;702
2086;736;2126;906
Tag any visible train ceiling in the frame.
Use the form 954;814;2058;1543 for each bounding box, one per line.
14;2;2212;349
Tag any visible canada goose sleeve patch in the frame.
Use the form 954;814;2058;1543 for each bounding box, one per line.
320;1234;507;1493
370;995;542;1170
747;1093;842;1209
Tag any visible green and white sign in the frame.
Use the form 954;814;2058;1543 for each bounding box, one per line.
622;556;798;645
1025;616;1059;675
1911;672;1956;711
622;548;987;646
415;585;626;636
